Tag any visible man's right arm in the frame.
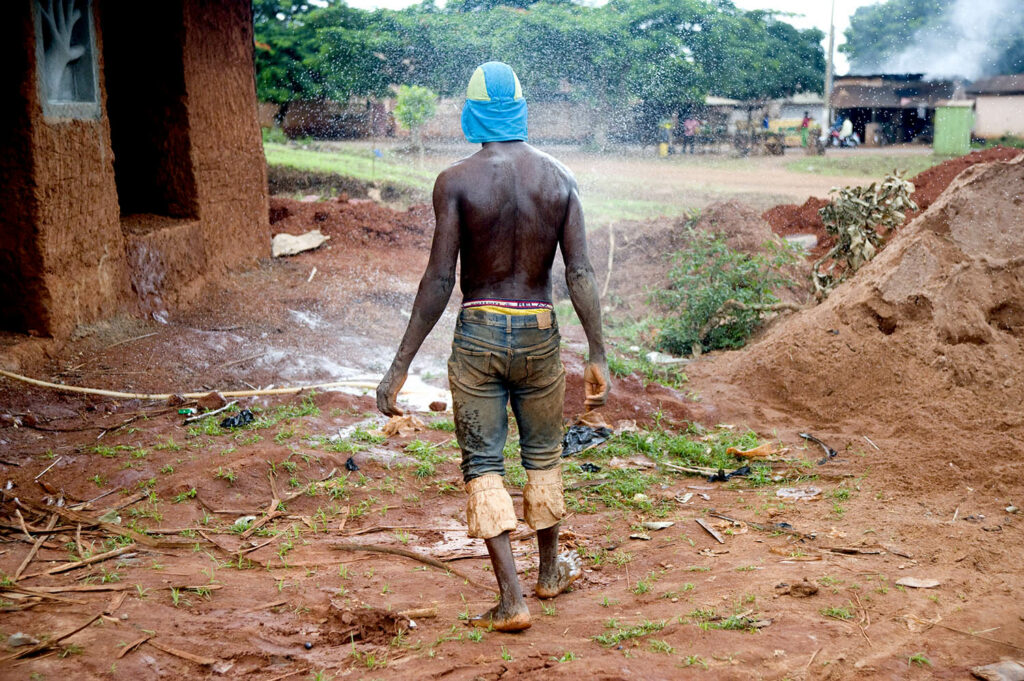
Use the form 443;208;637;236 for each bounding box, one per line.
560;183;609;409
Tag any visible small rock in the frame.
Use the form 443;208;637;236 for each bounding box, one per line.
429;401;447;412
197;391;227;411
896;577;940;589
776;578;819;598
1006;506;1019;514
641;521;675;531
629;533;651;541
303;641;313;650
0;413;20;428
345;457;359;472
8;632;39;648
970;660;1024;681
234;515;257;530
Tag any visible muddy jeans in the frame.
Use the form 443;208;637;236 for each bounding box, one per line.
448;308;566;483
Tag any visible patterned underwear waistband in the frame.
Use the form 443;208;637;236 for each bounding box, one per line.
462;299;554;315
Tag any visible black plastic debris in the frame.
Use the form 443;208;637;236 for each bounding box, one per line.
344;456;359;472
579;462;602;473
800;432;838;465
220;409;254;429
707;465;751;482
562;425;612;457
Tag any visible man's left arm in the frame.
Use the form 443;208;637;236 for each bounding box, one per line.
376;173;460;416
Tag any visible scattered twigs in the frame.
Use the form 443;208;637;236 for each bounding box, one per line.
329;543;496;592
23;543;135;579
146;639;219;666
695;518;726;544
0;613;102;663
25;501;162;547
183;400;238;424
13;514;58;581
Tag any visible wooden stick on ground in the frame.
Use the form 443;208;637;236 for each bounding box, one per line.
695;518;726;544
329;543;497;593
117;635;151;659
146;639;219;666
13;514;58;581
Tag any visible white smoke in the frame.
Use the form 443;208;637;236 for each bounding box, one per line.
880;0;1018;79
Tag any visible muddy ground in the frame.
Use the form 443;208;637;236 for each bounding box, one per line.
1;153;1023;681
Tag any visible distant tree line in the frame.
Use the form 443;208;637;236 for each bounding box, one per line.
254;0;825;120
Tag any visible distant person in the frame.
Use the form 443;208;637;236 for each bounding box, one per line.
682;116;699;154
840;117;854;142
657;120;673;157
762;114;770;130
800;110;811;147
377;61;609;632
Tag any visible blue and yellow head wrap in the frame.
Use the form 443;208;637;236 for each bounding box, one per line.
461;62;528;144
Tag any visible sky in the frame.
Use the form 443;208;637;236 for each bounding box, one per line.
339;0;883;75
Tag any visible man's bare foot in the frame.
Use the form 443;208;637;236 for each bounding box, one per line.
469;603;531;632
535;551;581;599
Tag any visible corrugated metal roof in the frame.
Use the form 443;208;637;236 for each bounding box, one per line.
832;80;955;109
967;75;1024;95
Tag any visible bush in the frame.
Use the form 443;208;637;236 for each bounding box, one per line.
261;126;288;144
653;232;798;355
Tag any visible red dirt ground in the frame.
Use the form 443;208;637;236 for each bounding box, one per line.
2;158;1023;680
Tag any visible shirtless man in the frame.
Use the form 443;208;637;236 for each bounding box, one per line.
377;61;609;632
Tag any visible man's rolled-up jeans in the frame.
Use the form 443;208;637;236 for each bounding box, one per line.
448;308;566;539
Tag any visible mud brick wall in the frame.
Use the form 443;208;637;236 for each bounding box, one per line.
5;1;133;337
1;0;268;338
0;4;50;334
183;0;270;274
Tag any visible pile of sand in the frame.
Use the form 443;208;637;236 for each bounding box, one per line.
705;155;1024;490
761;147;1024;260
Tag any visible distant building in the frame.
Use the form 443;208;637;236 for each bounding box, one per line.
830;74;957;144
967;75;1024;139
1;1;269;337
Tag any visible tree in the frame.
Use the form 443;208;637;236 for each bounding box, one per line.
393;85;438;163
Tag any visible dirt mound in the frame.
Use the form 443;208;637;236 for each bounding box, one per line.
695;200;780;253
909;146;1023;212
761;147;1024;260
269;196;434;249
700;154;1024;492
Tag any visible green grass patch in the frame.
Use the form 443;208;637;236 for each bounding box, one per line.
592;619;666;647
786;154;946;179
264;143;436;193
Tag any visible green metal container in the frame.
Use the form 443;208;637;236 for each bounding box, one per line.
933;104;973;155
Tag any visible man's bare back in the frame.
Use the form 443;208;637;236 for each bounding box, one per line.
440;141;571;304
